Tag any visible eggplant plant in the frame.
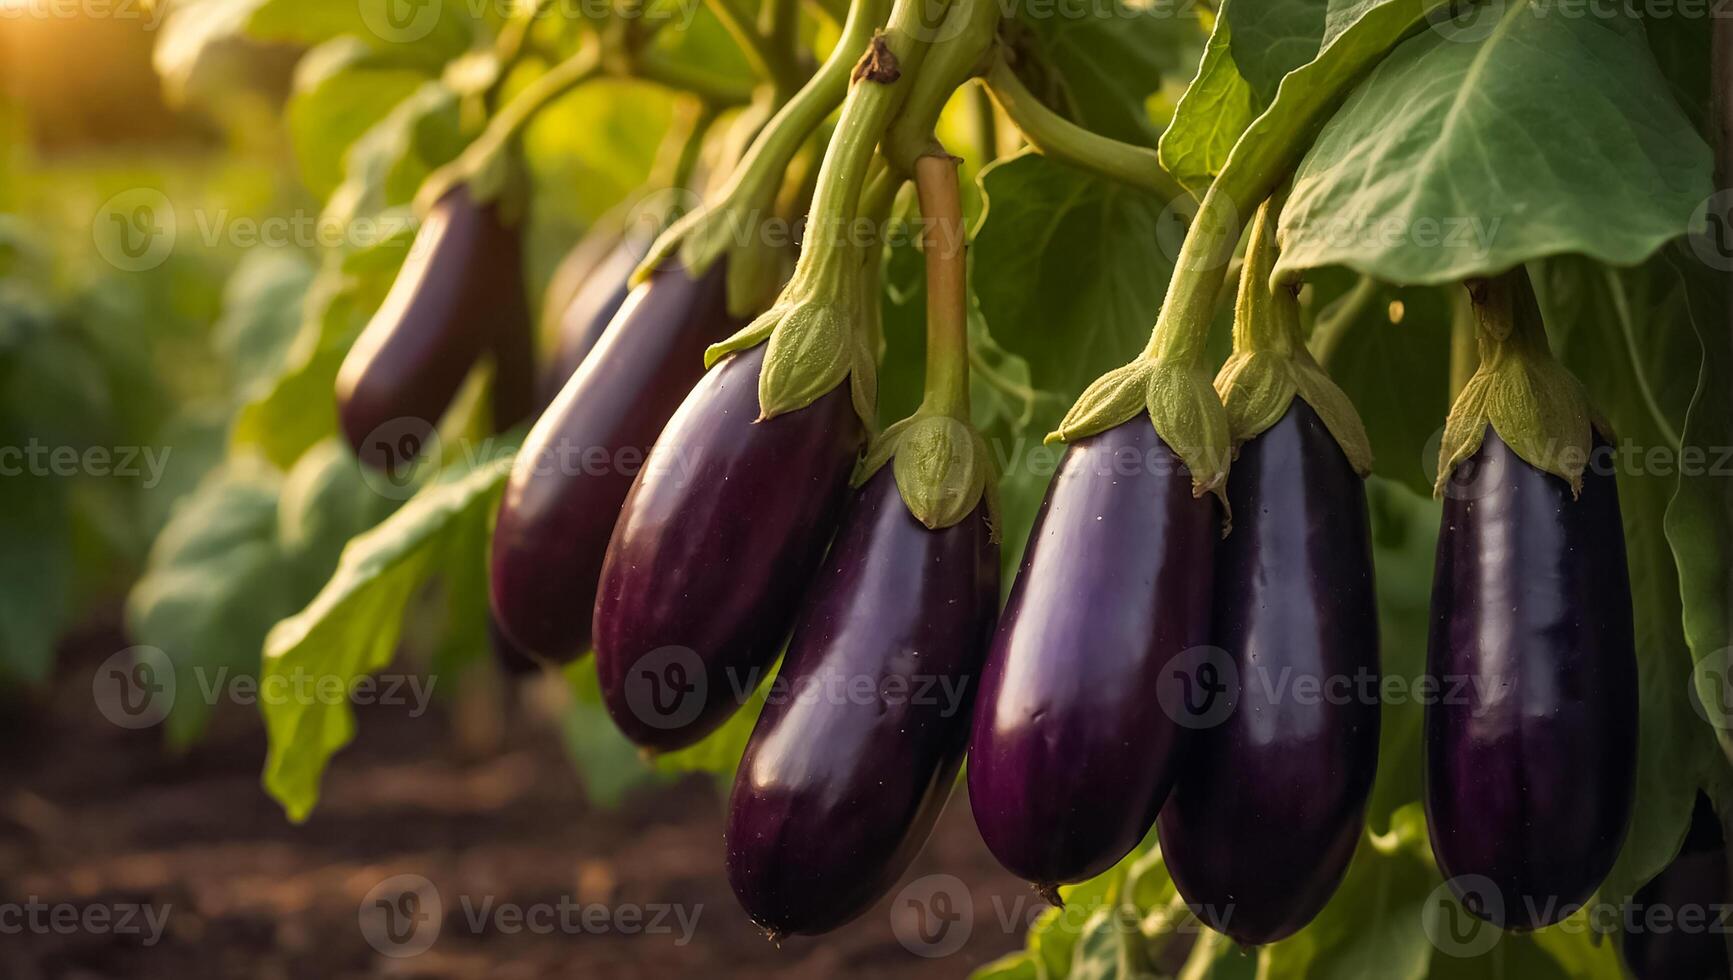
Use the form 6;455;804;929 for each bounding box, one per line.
126;1;1732;977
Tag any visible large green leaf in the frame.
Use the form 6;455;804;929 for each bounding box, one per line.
971;151;1175;401
287;38;435;200
126;459;293;744
1227;0;1328;103
261;455;511;821
1278;6;1712;283
211;250;317;402
1158;14;1260;195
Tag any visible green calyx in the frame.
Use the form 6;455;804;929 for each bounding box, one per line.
856;412;1000;534
637;0;895;318
1433;268;1611;498
1214;199;1373;476
1047;359;1231;502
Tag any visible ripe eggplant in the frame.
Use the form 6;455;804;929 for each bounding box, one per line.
592;343;863;749
725;469;999;936
1623;794;1731;979
1425;428;1637;930
537;233;650;405
968;417;1218;891
489;259;742;661
336;184;529;469
1156;400;1379;945
592;343;863;751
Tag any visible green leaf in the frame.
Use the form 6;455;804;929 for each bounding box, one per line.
1277;5;1712;283
560;660;667;808
212;250;317;402
261;455;512;821
247;0;480;66
1227;0;1329;103
151;0;273;102
288;38;436;200
126;459;293;744
1010;0;1203;146
972;151;1174;401
1159;15;1259;195
0;471;71;681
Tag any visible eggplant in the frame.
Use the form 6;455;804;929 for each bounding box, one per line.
725;469;999;936
537;234;650;405
336;184;529;470
968;417;1218;891
489;259;742;661
1156;400;1379;945
593;343;863;750
1623;794;1731;980
1425;427;1637;930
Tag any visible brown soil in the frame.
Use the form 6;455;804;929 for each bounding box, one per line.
0;628;1034;979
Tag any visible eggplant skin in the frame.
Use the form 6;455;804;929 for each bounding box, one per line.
1157;400;1379;945
1623;794;1731;980
726;469;999;936
336;184;528;469
968;417;1218;889
488;259;740;661
537;234;650;406
592;343;863;751
1424;427;1637;930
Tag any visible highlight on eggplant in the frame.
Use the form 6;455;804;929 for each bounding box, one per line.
592;343;863;751
335;183;530;471
489;257;743;662
967;417;1218;893
1424;428;1637;930
725;468;998;937
1157;399;1380;946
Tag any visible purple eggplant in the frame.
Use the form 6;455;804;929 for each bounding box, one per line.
537;233;651;405
336;184;529;470
1425;428;1636;930
488;259;742;661
725;469;999;936
592;343;863;751
1156;400;1379;945
1623;794;1731;979
968;417;1218;891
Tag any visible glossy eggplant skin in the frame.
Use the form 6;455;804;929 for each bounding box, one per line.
336;185;528;469
593;343;863;751
488;259;741;661
968;417;1218;889
725;469;999;936
1156;401;1379;945
1623;794;1731;980
1425;427;1637;930
537;234;649;405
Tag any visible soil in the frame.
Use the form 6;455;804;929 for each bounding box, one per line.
0;626;1035;980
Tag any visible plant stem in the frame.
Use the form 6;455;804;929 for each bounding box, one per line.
1231;200;1303;357
983;57;1187;201
973;83;999;159
784;0;946;291
633;53;759;107
883;0;1000;173
1140;180;1239;365
484;42;604;151
1448;286;1477;402
915;153;971;419
1308;275;1378;369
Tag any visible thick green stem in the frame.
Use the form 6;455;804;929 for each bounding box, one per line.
1448;286;1477;402
915;154;971;420
883;0;1000;173
984;57;1187;201
1469;269;1553;366
633;53;760;107
1140;180;1238;364
1231;200;1303;357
